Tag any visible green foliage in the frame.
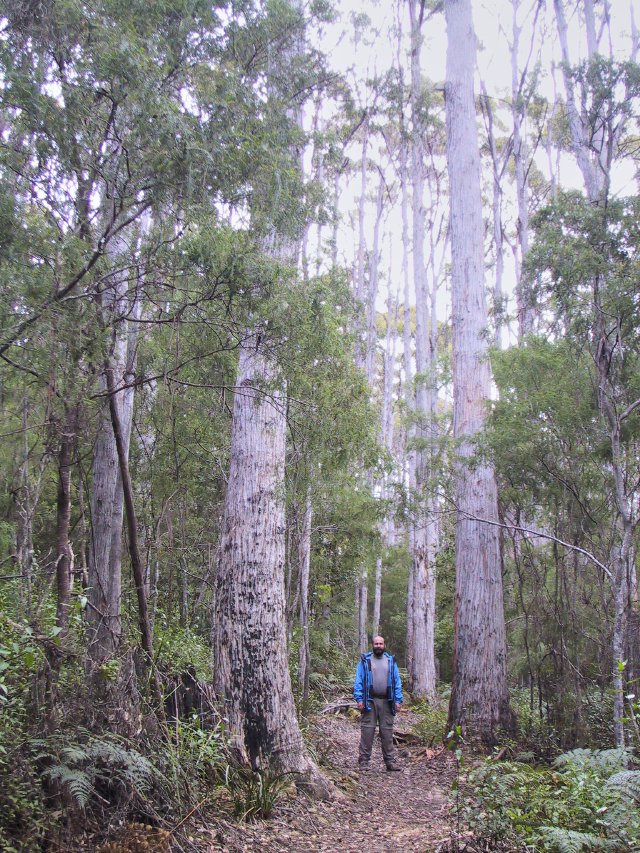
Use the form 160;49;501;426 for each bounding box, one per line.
552;748;630;775
533;827;621;852
411;697;449;747
166;717;227;788
38;732;159;813
0;728;47;853
461;748;640;852
154;618;212;681
227;768;292;821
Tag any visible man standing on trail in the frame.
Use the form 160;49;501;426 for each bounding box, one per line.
353;635;403;771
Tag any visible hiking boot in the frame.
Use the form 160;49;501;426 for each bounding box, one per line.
357;762;370;772
386;763;402;772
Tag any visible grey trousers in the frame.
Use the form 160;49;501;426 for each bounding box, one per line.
358;697;395;765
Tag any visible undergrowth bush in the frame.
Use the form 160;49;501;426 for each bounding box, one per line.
411;696;449;747
509;688;616;758
0;615;48;852
461;748;640;852
227;768;293;821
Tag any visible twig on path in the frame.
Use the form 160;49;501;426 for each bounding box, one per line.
320;698;356;714
170;792;212;834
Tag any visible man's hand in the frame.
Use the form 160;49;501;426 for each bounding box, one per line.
356;701;364;710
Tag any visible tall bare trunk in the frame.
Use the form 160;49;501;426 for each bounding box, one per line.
553;0;604;202
372;557;382;638
213;1;330;795
409;0;437;700
214;343;329;793
510;0;535;339
445;0;512;743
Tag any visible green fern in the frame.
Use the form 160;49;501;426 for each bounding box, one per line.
552;749;631;776
605;769;640;801
59;744;91;765
37;733;160;814
534;826;622;852
43;766;95;810
88;738;157;795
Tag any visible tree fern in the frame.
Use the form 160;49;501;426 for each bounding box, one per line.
534;826;622;853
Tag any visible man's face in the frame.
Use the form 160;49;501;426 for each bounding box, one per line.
372;637;385;657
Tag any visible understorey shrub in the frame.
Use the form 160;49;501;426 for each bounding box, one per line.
461;748;639;852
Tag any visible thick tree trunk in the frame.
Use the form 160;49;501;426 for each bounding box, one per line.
400;128;417;677
213;1;330;796
365;174;384;383
445;0;512;743
17;388;37;615
214;342;329;794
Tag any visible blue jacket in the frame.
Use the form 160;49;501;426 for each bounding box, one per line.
353;651;403;715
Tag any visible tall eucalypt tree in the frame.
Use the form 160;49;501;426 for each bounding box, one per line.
444;0;513;744
213;0;332;796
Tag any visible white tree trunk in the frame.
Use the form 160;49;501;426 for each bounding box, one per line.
409;0;437;701
213;1;329;794
510;0;539;339
214;342;328;793
445;0;512;742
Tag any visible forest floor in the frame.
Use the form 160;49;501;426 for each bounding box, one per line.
190;706;457;853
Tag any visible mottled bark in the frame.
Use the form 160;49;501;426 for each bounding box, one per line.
214;343;329;794
445;0;512;742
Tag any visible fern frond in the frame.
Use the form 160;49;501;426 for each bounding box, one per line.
60;745;90;765
553;749;631;775
605;769;640;802
44;766;95;809
88;738;157;795
535;826;621;852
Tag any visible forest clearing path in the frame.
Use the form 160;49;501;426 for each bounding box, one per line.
199;708;455;853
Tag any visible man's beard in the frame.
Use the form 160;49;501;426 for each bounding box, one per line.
373;648;384;657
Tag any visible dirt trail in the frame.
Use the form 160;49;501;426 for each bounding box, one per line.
195;709;456;853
